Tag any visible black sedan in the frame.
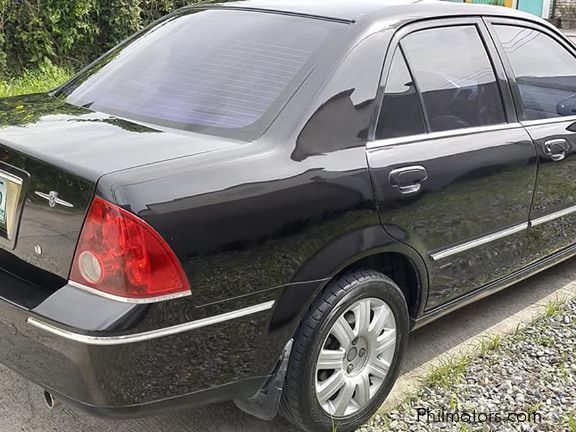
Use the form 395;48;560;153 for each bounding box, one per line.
0;1;574;431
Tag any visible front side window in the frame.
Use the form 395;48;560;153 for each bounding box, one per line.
494;25;576;121
402;26;506;132
376;49;426;140
59;9;345;140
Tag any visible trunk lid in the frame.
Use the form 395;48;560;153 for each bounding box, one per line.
0;93;237;307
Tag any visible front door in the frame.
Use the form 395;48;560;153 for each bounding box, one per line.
489;19;576;262
367;19;538;310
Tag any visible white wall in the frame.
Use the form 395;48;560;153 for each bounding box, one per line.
543;0;552;18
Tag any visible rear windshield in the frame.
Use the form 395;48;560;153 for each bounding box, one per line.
59;9;344;140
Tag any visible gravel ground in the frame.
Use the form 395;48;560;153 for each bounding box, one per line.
360;298;576;432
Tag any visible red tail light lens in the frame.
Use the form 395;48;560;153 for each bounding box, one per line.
70;197;190;301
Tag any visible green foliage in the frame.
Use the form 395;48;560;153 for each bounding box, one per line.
0;0;201;77
0;28;6;75
568;413;576;432
0;64;71;98
140;0;194;24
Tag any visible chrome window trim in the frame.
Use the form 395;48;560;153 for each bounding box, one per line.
521;115;576;127
367;123;523;150
27;301;275;346
430;222;528;261
531;205;576;227
68;280;192;304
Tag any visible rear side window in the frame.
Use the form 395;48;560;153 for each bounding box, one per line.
401;26;506;132
494;25;576;121
376;49;426;140
60;10;344;139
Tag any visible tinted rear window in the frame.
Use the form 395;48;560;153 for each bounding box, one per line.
376;48;426;140
402;26;506;132
494;25;576;121
60;9;344;139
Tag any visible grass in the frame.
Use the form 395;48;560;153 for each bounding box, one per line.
566;413;576;432
425;334;503;390
426;354;472;389
0;66;72;99
477;334;501;356
370;297;576;432
544;296;566;318
425;296;572;393
527;402;542;417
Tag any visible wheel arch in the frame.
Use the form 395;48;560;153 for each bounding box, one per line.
269;225;429;333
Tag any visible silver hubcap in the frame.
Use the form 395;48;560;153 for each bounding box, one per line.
315;298;396;417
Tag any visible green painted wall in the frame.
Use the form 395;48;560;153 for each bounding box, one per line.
517;0;544;15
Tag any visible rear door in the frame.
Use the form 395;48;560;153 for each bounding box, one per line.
487;19;576;263
367;18;538;310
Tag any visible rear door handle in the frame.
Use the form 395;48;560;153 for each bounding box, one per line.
389;166;428;195
544;139;569;162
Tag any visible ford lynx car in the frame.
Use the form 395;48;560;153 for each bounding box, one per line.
0;1;575;431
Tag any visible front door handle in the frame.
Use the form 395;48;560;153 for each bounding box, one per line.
389;166;428;195
544;139;569;162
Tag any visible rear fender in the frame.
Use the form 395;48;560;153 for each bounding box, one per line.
269;225;429;332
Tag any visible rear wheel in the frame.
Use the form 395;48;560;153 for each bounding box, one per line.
280;270;409;432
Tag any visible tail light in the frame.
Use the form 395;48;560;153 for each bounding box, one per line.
70;197;190;302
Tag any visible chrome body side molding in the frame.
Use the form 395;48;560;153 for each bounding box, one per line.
430;223;529;261
430;203;576;262
28;301;275;346
531;204;576;227
68;280;192;304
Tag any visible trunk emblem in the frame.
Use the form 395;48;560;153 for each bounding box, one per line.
34;244;42;256
34;191;74;209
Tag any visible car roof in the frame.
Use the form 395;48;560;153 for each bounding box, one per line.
214;0;424;21
207;0;538;23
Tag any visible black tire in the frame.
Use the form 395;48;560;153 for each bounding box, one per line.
280;269;409;432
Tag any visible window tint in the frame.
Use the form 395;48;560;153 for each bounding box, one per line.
61;10;343;139
494;25;576;121
376;49;426;140
402;26;506;132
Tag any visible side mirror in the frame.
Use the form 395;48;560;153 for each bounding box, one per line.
557;94;576;117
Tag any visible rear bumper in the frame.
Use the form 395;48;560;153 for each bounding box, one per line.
0;284;283;418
